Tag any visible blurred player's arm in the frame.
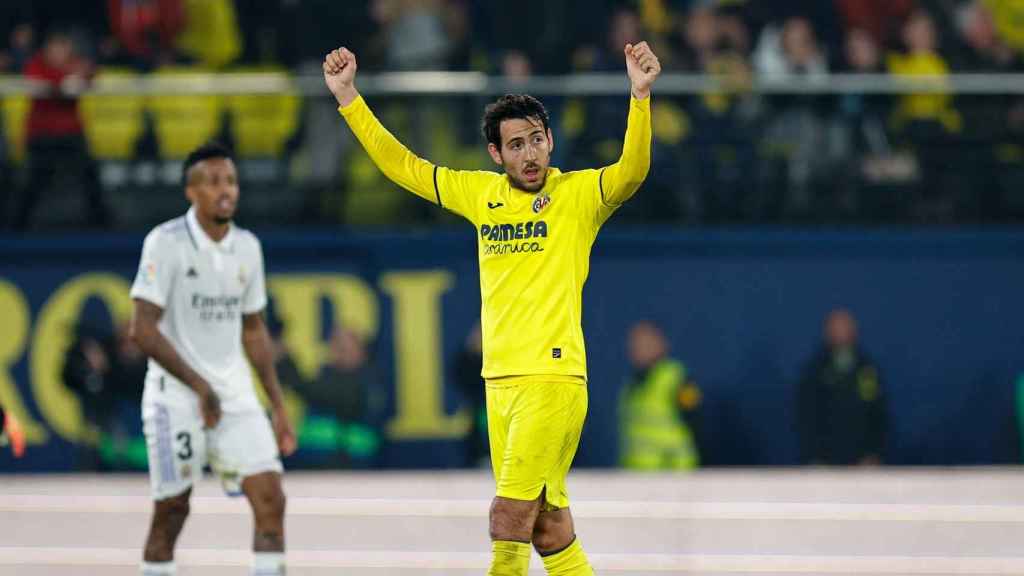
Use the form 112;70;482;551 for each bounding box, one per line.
130;298;221;428
242;312;297;456
323;47;442;206
599;42;661;207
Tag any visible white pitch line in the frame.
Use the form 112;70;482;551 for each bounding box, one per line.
2;547;1024;574
2;495;1024;523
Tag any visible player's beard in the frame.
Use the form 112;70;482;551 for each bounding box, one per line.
214;215;233;225
509;167;546;192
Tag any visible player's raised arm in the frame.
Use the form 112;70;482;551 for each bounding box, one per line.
599;41;661;207
323;47;442;206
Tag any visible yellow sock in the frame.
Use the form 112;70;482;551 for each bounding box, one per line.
541;538;593;575
487;540;532;576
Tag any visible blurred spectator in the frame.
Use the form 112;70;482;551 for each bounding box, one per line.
501;50;532;83
888;10;969;220
835;0;916;48
103;0;186;70
618;321;700;470
62;322;144;470
798;309;886;466
828;28;909;219
673;2;757;222
266;310;306;397
175;0;241;68
452;320;486;467
295;327;381;467
756;18;833;218
955;1;1019;71
564;8;643;169
754;17;829;81
889;11;962;133
0;4;34;73
15;27;108;229
370;0;450;71
983;0;1024;57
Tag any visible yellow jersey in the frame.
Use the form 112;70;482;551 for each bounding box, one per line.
339;95;651;379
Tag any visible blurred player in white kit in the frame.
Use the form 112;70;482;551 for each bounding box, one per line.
129;142;296;576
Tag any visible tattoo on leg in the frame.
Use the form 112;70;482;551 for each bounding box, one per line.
254;530;284;552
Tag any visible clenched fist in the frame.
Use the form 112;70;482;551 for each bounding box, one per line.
324;47;359;107
625;42;661;100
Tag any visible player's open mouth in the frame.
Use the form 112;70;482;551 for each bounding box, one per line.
524;167;540;180
217;198;234;211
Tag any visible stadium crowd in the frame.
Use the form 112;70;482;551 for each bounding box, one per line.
1;0;1024;228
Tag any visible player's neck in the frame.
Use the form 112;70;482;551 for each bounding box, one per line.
195;213;230;242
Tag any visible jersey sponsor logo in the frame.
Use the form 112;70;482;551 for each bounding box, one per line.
191;293;242;322
479;221;548;241
479;221;549;256
532;193;551;214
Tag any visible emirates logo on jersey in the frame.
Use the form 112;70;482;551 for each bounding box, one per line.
532;194;551;214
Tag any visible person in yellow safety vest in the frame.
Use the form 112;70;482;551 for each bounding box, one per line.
619;320;701;470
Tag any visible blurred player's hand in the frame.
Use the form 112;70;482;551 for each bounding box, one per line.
271;405;297;457
625;42;661;100
3;411;25;458
324;47;359;107
198;385;222;429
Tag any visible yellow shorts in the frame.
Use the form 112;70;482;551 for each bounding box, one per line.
485;375;588;510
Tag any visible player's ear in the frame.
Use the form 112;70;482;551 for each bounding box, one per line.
487;142;504;167
546;128;554;155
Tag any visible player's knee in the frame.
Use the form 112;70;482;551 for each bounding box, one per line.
155;493;191;527
489;498;535;541
253;487;286;523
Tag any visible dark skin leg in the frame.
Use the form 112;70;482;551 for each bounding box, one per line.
533;507;577;556
490;494;542;543
490;487;577;554
242;471;287;552
143;489;192;562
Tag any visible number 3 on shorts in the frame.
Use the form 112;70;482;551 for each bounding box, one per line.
176;431;193;460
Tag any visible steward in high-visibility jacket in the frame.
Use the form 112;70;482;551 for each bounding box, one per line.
619;321;700;470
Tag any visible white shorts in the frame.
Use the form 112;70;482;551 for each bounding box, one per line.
143;388;282;501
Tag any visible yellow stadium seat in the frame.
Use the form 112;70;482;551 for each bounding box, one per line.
79;68;146;160
224;68;301;158
1;80;30;164
147;67;223;159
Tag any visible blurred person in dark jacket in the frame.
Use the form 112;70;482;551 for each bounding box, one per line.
798;308;887;466
63;322;145;469
619;320;701;470
296;326;380;466
453;320;487;467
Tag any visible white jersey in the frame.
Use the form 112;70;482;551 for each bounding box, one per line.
130;207;266;413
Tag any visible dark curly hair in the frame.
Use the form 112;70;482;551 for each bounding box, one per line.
481;94;550;148
182;141;234;186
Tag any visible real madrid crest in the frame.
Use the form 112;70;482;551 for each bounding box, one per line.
532;193;551;214
238;265;248;286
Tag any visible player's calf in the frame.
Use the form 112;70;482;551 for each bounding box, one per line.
243;471;287;575
487;495;542;576
142;490;191;573
533;508;594;575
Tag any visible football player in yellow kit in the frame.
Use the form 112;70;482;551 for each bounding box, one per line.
325;40;660;576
